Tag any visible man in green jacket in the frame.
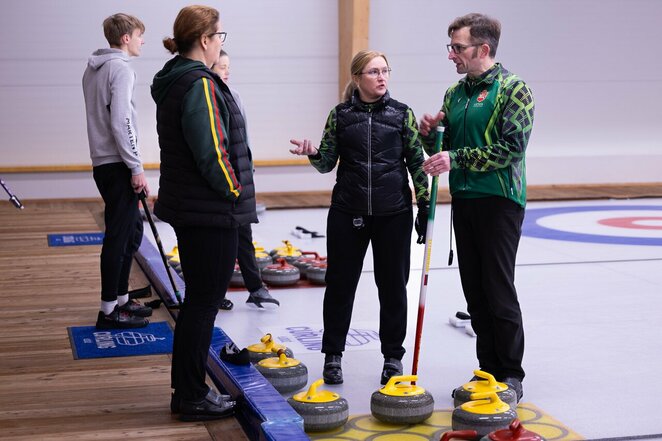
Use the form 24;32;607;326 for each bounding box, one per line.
420;13;535;403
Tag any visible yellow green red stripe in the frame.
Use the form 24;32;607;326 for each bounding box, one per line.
202;77;240;197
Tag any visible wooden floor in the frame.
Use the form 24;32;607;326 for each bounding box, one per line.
0;200;247;440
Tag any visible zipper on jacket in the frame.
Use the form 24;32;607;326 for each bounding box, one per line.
367;112;373;215
462;94;471;190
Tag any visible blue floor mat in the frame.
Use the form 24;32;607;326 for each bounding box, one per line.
68;321;173;359
47;232;104;246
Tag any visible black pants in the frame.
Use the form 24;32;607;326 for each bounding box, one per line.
171;225;238;401
237;224;262;292
93;163;143;302
452;196;525;380
322;208;412;360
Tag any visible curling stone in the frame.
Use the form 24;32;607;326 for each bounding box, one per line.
370;375;434;424
254;244;273;270
287;378;349;432
305;260;327;285
291;251;322;279
262;258;300;286
166;245;179;259
247;333;294;364
230;262;245;287
440;430;479;441
480;418;546;441
256;349;308;394
270;240;303;264
453;370;518;409
166;246;181;271
451;392;517;437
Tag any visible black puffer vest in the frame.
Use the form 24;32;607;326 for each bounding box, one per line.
154;69;257;228
333;91;412;216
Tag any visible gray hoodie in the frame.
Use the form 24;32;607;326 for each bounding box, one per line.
82;48;143;174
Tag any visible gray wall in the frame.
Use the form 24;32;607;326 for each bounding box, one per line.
1;0;661;198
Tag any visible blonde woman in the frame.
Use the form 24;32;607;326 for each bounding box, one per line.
290;50;430;385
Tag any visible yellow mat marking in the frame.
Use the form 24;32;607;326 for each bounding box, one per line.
309;403;584;440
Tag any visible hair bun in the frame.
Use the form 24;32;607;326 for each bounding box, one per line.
162;37;178;54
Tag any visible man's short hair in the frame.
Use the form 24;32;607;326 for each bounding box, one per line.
103;13;145;47
448;13;501;58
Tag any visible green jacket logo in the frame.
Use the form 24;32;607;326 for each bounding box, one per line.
476;89;489;103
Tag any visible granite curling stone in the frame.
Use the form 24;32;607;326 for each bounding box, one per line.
247;333;294;364
262;258;300;286
256;349;308;394
288;378;349;432
453;370;518;409
370;375;434;424
451;392;517;437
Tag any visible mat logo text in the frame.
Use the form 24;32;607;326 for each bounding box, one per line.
84;331;166;350
281;326;379;351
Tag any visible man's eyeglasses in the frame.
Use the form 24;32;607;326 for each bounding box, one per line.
209;32;227;43
359;67;391;79
446;43;482;54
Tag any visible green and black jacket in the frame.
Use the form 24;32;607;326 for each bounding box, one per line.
151;56;256;228
309;91;430;216
424;63;535;207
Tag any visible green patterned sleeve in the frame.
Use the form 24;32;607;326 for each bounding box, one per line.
403;108;430;205
309;108;339;173
450;81;535;171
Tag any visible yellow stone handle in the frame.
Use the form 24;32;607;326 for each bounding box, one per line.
473;369;499;385
260;333;274;346
383;374;417;390
306;378;324;397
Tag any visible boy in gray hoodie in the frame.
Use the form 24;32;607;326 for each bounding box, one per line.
82;13;152;329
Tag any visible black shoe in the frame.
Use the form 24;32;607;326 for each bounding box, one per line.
118;299;153;317
128;286;152;299
171;389;233;414
179;394;236;422
96;306;148;329
246;286;280;308
323;354;343;385
501;377;523;403
219;298;234;311
381;357;403;385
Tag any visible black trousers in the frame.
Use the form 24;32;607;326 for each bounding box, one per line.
322;208;412;360
452;196;525;380
171;225;238;401
237;224;262;292
93;163;143;302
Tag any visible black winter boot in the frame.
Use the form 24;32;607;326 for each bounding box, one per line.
322;354;343;385
380;357;403;385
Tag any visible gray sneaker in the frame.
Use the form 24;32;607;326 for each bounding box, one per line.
381;357;403;385
246;286;280;308
501;377;523;403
